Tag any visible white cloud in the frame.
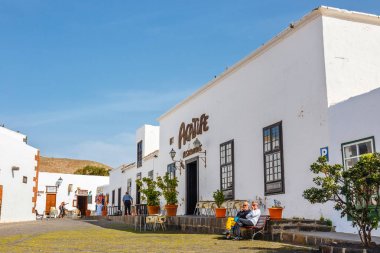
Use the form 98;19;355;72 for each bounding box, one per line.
6;89;194;127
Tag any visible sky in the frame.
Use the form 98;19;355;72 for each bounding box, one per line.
1;0;379;167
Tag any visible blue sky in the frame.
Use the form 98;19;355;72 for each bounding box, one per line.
1;1;379;167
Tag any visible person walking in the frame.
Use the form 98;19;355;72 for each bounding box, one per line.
122;192;133;215
58;202;68;218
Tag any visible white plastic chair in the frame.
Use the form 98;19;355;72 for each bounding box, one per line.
144;216;157;231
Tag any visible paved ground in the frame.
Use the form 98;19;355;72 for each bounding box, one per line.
296;231;380;244
0;219;315;253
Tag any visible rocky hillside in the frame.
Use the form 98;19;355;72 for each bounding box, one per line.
39;156;112;174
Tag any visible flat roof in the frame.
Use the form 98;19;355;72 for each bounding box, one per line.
157;6;380;122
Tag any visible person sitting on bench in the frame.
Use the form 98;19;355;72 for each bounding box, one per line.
229;201;261;240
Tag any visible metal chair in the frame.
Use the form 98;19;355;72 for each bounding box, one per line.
194;201;203;215
35;210;44;220
226;200;235;217
155;216;167;231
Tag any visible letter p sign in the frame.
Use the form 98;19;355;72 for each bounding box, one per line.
320;147;329;161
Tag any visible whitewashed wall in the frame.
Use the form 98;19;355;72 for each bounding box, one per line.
322;15;380;106
327;88;380;236
36;172;109;213
0;127;38;223
158;15;329;218
136;125;160;157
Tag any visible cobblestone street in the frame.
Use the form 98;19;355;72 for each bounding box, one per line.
0;219;315;252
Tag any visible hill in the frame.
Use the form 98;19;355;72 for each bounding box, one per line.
39;156;112;174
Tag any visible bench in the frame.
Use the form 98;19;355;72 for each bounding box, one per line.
241;215;270;240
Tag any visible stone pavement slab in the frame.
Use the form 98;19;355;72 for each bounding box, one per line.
292;231;380;244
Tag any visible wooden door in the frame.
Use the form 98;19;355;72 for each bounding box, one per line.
45;194;56;214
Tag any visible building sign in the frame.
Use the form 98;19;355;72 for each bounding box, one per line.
46;186;57;193
178;114;209;149
320;146;329;161
76;189;88;196
183;146;203;159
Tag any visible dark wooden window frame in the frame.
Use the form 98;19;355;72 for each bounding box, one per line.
148;170;154;179
137;140;143;168
341;136;376;222
112;190;115;205
136;172;142;204
127;178;132;194
263;121;285;195
341;136;376;169
220;139;234;200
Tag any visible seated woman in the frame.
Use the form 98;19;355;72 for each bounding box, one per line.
227;201;261;240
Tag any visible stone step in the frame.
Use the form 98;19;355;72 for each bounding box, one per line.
270;218;328;226
271;224;334;233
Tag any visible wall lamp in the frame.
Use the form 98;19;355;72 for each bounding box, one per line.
56;177;63;188
169;148;185;174
12;166;19;178
193;138;207;168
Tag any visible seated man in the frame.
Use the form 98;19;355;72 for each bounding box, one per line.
228;201;261;240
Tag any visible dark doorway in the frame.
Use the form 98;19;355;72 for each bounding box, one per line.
136;173;141;204
77;196;88;216
186;158;198;215
117;188;121;211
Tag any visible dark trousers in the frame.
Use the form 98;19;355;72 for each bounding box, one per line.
233;218;254;237
124;200;131;215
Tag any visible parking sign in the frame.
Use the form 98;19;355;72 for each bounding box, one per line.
320;147;329;161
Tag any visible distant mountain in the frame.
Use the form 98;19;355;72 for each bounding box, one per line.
39;156;112;174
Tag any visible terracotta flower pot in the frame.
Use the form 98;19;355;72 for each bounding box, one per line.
102;209;107;216
165;204;178;216
268;207;283;220
215;208;226;218
147;205;160;215
85;210;91;217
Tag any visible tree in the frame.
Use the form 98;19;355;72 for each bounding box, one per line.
303;154;380;248
135;177;161;206
74;165;110;176
156;173;179;205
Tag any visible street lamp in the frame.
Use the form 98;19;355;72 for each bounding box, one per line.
169;148;184;174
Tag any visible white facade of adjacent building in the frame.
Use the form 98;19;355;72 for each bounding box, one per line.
0;126;39;223
36;172;109;216
103;125;160;211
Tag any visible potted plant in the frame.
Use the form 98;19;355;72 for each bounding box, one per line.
136;177;161;215
213;189;226;218
157;173;179;216
268;199;284;220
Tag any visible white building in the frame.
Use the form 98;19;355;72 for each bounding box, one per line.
104;6;380;235
103;125;160;211
36;172;109;216
0;126;39;223
155;6;380;235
